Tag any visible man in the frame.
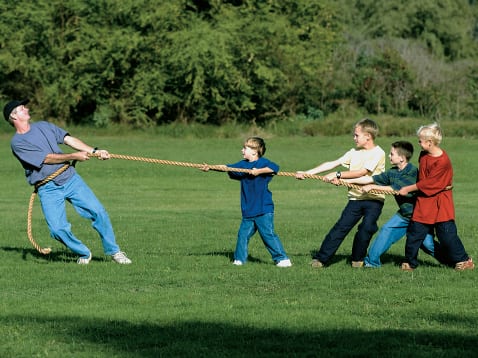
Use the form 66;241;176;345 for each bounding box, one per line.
4;98;131;265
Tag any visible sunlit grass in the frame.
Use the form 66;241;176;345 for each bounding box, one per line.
1;133;476;357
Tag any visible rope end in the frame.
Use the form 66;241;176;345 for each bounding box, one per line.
40;247;52;255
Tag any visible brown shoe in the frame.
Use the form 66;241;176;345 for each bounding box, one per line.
311;259;324;268
351;261;364;268
400;262;414;271
455;257;475;271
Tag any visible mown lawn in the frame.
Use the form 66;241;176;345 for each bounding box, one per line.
1;133;476;357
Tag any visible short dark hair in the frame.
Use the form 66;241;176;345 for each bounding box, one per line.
391;141;414;161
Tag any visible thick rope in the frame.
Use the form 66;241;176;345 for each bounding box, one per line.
27;153;452;255
95;153;398;195
27;163;72;255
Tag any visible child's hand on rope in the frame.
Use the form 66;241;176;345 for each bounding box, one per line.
398;187;409;196
361;184;373;193
295;171;306;180
200;163;210;172
95;149;110;160
323;172;336;183
250;168;260;176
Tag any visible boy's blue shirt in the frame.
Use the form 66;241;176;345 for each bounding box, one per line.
227;157;279;218
372;162;418;218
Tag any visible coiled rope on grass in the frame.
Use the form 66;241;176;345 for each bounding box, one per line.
27;153;397;255
27;163;72;255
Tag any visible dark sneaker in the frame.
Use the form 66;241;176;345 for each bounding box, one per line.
311;259;324;268
455;257;474;271
400;262;414;272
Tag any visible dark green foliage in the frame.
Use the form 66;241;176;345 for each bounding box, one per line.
0;0;339;126
0;0;477;127
346;0;477;60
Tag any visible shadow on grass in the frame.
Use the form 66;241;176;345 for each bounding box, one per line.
380;253;444;268
2;246;69;261
307;253;359;267
201;250;284;265
1;246;105;264
308;251;445;269
1;314;477;357
198;250;359;266
0;246;452;269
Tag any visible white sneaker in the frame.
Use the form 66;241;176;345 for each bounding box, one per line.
77;253;92;265
276;259;292;268
112;251;132;264
232;260;243;266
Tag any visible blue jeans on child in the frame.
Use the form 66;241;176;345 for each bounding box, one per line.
314;199;384;264
37;173;120;258
364;213;434;267
234;213;288;263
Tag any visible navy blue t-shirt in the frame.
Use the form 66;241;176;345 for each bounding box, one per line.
227;157;279;218
11;121;76;185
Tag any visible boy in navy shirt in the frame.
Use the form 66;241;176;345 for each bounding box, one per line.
202;137;291;267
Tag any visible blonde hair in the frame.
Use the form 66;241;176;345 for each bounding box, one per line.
417;122;442;145
244;137;266;157
355;118;379;139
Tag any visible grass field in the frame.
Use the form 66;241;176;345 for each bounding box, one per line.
1;132;477;357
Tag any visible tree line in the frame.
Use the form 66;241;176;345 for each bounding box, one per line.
1;0;477;128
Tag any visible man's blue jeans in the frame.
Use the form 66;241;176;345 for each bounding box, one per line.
234;213;288;263
315;199;384;264
364;213;434;267
38;173;120;258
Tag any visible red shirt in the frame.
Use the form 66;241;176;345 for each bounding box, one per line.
412;150;455;224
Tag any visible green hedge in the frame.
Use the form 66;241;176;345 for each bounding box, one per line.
1;0;477;128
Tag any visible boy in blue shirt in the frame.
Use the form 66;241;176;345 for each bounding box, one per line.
202;137;291;267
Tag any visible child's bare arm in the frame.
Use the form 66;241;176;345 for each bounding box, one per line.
361;184;393;193
343;176;375;185
251;167;274;176
296;158;342;179
326;168;370;184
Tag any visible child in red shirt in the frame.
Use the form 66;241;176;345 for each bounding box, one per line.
398;123;474;271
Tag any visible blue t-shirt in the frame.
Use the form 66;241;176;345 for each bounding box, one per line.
372;162;418;218
227;157;279;218
11;121;76;185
